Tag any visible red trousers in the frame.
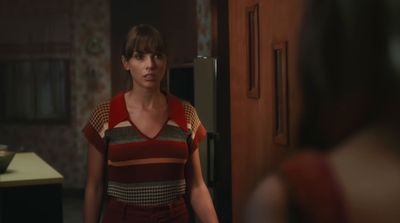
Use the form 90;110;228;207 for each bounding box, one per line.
102;197;190;223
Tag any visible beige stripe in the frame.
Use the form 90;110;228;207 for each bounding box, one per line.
166;120;179;127
108;158;186;167
99;123;109;138
100;121;131;138
113;121;131;128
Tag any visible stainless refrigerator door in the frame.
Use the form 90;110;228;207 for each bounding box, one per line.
194;57;217;196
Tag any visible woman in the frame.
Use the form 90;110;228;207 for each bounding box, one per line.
82;24;218;223
247;0;400;222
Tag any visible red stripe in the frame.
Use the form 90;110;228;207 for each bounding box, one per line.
108;141;188;161
108;92;129;129
82;123;106;154
108;163;185;183
167;94;188;131
192;124;207;153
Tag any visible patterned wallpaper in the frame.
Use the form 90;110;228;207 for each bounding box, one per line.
0;0;210;189
197;0;212;57
0;0;111;188
70;0;111;188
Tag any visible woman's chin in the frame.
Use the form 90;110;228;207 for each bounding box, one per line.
142;82;161;90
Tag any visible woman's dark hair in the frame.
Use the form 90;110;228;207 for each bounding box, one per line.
121;24;168;90
122;24;167;59
298;0;398;149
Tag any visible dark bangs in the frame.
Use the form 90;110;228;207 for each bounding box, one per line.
122;24;167;59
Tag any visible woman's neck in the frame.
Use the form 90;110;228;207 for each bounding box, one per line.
125;87;166;110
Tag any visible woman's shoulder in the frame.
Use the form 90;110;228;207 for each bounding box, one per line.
91;92;125;114
87;97;115;124
167;93;193;107
180;101;200;124
166;93;197;115
91;100;110;115
181;100;195;112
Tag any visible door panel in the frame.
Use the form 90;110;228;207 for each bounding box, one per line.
229;0;304;222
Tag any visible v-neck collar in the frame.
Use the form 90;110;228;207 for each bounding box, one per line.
108;92;188;132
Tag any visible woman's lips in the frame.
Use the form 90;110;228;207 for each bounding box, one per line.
143;73;156;81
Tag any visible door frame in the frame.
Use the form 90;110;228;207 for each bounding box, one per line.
211;0;232;222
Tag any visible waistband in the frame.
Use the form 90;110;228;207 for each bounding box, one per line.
103;196;190;222
107;196;187;213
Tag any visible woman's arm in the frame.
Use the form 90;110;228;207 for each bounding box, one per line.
188;149;219;223
84;144;105;223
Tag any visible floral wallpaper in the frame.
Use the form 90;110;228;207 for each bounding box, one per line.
0;0;111;188
70;0;111;188
197;0;212;57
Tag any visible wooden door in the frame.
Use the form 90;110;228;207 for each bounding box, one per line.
229;0;304;222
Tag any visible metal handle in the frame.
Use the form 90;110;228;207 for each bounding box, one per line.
206;132;218;188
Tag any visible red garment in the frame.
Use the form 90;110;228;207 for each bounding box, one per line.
82;92;206;221
102;197;190;223
280;150;348;223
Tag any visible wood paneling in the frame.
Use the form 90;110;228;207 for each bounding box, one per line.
229;0;304;222
246;4;260;99
273;42;289;145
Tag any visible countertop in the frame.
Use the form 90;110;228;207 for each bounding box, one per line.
0;152;63;187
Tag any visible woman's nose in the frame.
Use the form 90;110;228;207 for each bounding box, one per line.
144;55;156;68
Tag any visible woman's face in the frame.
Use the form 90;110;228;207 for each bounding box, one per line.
122;51;167;90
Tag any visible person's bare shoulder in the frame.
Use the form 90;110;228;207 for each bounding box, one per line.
246;175;288;223
328;126;400;223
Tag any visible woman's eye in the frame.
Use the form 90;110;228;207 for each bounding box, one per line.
133;53;144;60
153;53;163;59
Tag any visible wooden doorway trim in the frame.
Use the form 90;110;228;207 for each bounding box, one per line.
210;0;232;222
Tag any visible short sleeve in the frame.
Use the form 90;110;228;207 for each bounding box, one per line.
183;102;207;153
82;101;110;154
279;150;348;223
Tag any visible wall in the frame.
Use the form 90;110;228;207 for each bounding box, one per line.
197;0;212;57
71;0;111;188
0;0;111;188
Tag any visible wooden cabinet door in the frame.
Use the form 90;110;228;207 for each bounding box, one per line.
229;0;304;222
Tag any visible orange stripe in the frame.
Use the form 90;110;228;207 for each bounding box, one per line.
108;158;187;167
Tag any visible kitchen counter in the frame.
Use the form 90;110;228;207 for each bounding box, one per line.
0;152;63;187
0;152;64;223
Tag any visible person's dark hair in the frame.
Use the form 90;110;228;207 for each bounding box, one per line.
121;24;168;90
122;24;167;59
298;0;399;149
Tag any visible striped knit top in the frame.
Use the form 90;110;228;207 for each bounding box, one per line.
82;92;206;206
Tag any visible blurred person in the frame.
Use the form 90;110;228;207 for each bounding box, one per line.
82;24;218;223
247;0;400;222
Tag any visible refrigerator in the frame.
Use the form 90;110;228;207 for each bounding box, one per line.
168;57;217;190
193;57;217;195
168;57;231;222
